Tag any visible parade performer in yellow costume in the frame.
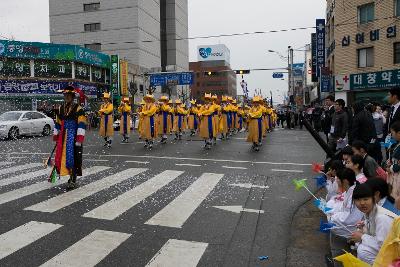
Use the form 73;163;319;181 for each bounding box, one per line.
188;99;199;136
53;86;87;189
137;100;145;139
118;97;131;143
266;104;273;133
157;96;171;144
237;104;245;131
247;96;264;152
219;96;230;140
211;94;221;145
173;99;188;140
231;99;239;133
140;95;158;149
99;92;114;148
168;100;175;135
199;93;216;149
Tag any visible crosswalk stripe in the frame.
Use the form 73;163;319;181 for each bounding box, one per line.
145;173;224;228
0;221;63;260
0;166;109;206
145;239;208;267
0;163;42;176
0;162;15;167
0;168;49;187
83;170;184;220
40;230;131;267
25;168;147;213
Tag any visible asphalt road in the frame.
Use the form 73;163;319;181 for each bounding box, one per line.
0;127;324;267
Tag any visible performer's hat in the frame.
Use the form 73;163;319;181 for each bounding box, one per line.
175;99;182;104
143;94;155;102
159;96;169;102
221;96;228;102
204;93;212;100
212;94;218;100
122;97;130;102
190;99;196;105
103;92;111;99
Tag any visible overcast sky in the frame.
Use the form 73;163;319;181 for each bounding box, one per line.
0;0;325;103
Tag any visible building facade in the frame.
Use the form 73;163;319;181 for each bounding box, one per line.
189;61;237;101
326;0;400;104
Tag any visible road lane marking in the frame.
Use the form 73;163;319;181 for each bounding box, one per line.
213;205;265;214
0;163;42;176
0;168;49;187
175;164;201;167
125;160;150;164
145;173;224;228
84;159;109;162
271;169;304;173
229;183;269;189
3;152;312;166
40;230;131;267
145;239;208;267
0;166;109;205
25;168;147;213
83;170;183;220
222;166;247;170
0;221;62;260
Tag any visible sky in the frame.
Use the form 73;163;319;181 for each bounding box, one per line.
0;0;325;103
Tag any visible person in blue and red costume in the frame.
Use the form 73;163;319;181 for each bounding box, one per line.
53;86;87;189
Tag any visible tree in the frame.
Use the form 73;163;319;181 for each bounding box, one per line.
128;81;138;107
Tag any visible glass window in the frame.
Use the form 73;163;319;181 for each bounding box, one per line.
83;3;100;12
33;112;46;119
22;112;35;120
396;0;400;16
84;43;102;51
0;112;23;121
358;47;374;68
84;23;101;32
358;3;375;24
394;43;400;64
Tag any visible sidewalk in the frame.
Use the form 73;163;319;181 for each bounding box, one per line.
286;190;330;267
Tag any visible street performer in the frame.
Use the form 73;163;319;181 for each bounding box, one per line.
157;96;172;144
99;92;114;148
141;94;158;149
247;96;264;152
53;86;87;189
118;97;131;143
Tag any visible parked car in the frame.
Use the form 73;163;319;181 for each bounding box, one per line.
0;111;55;140
113;118;137;131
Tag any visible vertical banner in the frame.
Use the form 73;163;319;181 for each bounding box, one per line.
110;55;119;95
315;19;326;78
120;60;128;96
320;67;332;92
311;33;317;82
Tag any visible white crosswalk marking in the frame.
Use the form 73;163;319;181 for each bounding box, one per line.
83;170;184;220
0;163;42;176
25;168;147;213
145;173;224;228
0;168;49;187
0;221;62;260
0;166;109;206
40;230;131;267
145;239;208;267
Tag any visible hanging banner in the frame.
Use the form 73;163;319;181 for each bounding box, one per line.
110;55;119;94
311;33;317;82
120;60;128;96
315;19;326;78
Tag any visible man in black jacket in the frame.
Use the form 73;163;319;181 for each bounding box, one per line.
328;99;348;152
322;95;335;142
387;87;400;136
350;101;377;144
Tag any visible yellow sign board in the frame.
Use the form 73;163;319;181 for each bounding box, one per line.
120;60;129;96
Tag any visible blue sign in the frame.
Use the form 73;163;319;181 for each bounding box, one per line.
0;79;104;97
199;47;212;59
150;72;194;86
320;74;331;92
272;73;284;79
316;19;326;77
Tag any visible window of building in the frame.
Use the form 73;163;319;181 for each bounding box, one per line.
394;43;400;64
358;47;374;68
358;3;374;24
84;23;101;32
84;43;101;51
396;0;400;16
83;3;100;12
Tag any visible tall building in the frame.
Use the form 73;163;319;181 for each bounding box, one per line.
189;44;237;101
49;0;189;99
326;0;400;104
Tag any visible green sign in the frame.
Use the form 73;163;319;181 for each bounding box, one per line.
34;59;72;78
0;58;30;77
110;55;119;94
0;40;110;68
351;69;400;90
75;63;90;81
91;66;105;83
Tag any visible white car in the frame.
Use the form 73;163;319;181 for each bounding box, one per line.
0;111;55;140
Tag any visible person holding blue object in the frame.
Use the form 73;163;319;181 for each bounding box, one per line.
366;178;400;215
386;121;400;200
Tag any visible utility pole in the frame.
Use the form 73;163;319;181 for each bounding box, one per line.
290;47;294;106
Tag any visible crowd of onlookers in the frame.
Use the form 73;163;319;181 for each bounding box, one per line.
313;88;400;266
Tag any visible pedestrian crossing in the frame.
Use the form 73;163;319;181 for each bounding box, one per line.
0;160;230;266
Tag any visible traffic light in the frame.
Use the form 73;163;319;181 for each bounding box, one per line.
235;70;250;75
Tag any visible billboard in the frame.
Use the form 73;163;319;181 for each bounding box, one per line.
197;44;230;63
110;55;119;94
315;19;326;77
120;60;128;96
305;48;313;86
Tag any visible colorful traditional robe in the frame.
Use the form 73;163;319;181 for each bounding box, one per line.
118;103;131;135
247;106;263;144
99;103;114;137
141;103;158;139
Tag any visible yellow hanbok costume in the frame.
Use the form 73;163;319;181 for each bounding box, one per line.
237;107;245;130
373;217;400;267
168;100;175;134
137;100;145;138
118;97;132;140
140;95;158;141
211;95;221;137
188;100;199;131
99;93;114;138
199;94;216;140
157;96;172;137
173;100;188;133
247;96;264;146
219;96;230;135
